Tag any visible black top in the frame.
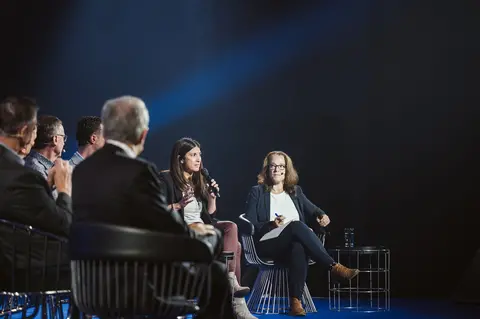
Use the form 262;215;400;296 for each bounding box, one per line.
158;170;216;225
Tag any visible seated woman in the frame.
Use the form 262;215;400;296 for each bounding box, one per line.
159;137;256;319
244;151;359;316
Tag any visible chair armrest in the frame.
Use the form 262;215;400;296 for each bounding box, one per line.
238;214;255;236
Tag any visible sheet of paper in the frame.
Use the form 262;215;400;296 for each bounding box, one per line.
259;220;292;242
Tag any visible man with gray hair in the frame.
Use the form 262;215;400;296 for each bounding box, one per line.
71;96;236;319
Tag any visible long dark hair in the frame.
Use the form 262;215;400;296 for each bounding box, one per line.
169;137;209;200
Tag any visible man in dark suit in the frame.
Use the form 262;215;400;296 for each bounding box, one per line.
72;96;236;319
0;97;73;291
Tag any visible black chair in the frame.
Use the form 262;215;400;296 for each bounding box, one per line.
69;223;215;319
0;219;70;319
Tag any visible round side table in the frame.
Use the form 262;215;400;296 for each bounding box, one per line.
328;246;390;312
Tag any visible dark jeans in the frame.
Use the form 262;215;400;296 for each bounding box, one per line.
256;221;335;299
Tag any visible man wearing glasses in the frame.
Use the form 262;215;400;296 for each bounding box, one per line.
25;115;68;198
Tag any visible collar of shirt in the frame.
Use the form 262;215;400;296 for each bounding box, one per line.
0;141;24;165
106;139;137;158
73;151;84;160
27;150;54;169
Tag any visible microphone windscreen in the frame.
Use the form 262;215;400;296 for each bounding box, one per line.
200;168;209;178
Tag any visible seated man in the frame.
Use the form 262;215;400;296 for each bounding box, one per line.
69;116;105;168
0;97;73;291
72;96;236;319
24;115;66;179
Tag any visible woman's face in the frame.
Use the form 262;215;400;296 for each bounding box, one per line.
268;154;286;185
183;146;202;173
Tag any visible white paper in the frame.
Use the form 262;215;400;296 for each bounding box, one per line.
259;220;292;242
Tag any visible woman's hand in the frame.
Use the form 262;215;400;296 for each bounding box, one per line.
207;179;220;199
273;215;285;227
317;214;331;227
173;187;195;210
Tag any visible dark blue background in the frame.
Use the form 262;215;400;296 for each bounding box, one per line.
1;0;478;298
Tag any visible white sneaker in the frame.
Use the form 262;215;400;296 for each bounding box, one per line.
233;297;257;319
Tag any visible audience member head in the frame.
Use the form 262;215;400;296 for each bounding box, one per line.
170;137;208;199
101;96;149;155
0;97;38;157
258;151;298;193
33;115;66;160
75;116;104;152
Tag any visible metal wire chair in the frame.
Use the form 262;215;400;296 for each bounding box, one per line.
0;219;70;319
238;214;323;315
69;222;215;319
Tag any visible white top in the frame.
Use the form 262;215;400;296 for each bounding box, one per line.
269;191;300;223
106;140;137;158
183;197;204;225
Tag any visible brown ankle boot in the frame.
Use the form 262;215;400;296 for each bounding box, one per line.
331;263;360;281
289;297;306;316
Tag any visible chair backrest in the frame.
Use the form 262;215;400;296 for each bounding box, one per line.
0;219;69;318
0;218;68;292
69;222;214;318
238;214;265;266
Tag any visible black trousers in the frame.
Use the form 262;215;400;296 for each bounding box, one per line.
256;221;335;299
196;230;235;319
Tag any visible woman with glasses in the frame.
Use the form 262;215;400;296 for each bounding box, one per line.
244;151;360;316
159;137;256;319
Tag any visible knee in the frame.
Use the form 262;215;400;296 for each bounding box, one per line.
222;221;238;235
289;220;308;232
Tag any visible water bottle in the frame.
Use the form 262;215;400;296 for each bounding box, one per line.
344;228;355;248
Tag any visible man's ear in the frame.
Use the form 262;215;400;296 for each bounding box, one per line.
19;124;29;137
139;129;149;145
90;134;97;144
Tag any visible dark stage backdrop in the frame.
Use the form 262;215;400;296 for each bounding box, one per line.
1;0;478;298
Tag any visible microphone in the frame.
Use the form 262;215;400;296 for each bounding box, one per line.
201;168;220;198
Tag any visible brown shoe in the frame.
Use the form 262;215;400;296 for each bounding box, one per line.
289;297;306;316
331;263;360;281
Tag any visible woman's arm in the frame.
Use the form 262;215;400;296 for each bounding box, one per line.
207;196;216;214
297;186;326;226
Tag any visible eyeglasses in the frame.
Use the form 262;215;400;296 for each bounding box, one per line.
269;164;286;171
56;134;68;142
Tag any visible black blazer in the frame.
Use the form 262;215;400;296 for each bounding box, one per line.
244;185;326;241
158;171;215;225
0;144;72;236
72;144;191;236
0;143;72;289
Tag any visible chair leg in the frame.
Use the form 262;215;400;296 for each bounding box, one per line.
246;267;318;314
302;284;317;313
246;268;290;314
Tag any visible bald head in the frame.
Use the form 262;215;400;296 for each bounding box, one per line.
101;96;149;146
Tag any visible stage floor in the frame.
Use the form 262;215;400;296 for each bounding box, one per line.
253;298;479;319
12;297;479;318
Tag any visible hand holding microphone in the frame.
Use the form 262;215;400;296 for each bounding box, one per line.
201;168;220;198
